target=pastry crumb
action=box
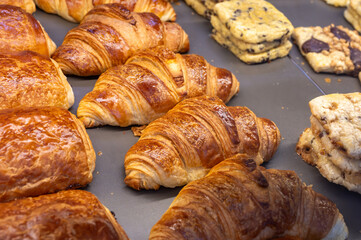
[337,78,342,82]
[281,106,285,109]
[301,61,305,65]
[96,171,100,175]
[97,151,103,156]
[324,77,331,83]
[174,1,181,5]
[110,192,114,195]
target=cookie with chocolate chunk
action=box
[213,30,292,63]
[293,24,361,77]
[184,0,221,19]
[213,0,293,44]
[296,92,361,194]
[210,0,293,63]
[310,92,361,159]
[323,0,348,7]
[297,128,361,194]
[345,0,361,33]
[211,15,288,53]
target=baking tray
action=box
[33,0,361,239]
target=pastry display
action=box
[345,0,361,33]
[210,0,294,64]
[150,154,348,240]
[296,93,361,194]
[293,24,361,77]
[0,0,357,238]
[323,0,348,7]
[77,46,239,128]
[0,0,36,13]
[34,0,176,23]
[52,3,189,76]
[0,51,74,110]
[0,5,56,56]
[0,107,96,202]
[124,96,281,190]
[0,190,129,240]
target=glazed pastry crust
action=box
[77,46,239,127]
[0,107,96,202]
[0,5,56,56]
[124,96,281,190]
[34,0,176,23]
[150,154,348,240]
[0,0,36,13]
[0,190,129,240]
[0,51,74,110]
[52,4,189,76]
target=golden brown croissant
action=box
[0,51,74,110]
[52,4,189,76]
[0,107,96,202]
[0,0,36,13]
[150,154,349,240]
[124,96,281,190]
[34,0,176,23]
[0,190,129,240]
[0,5,56,56]
[77,46,239,128]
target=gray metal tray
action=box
[33,0,361,239]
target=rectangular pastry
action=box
[0,107,96,202]
[0,190,129,239]
[0,51,74,110]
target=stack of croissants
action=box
[0,0,349,239]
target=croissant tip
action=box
[124,172,160,190]
[124,176,141,190]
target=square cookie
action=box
[212,0,294,44]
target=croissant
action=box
[124,96,281,190]
[0,5,56,56]
[52,4,189,76]
[0,0,36,13]
[150,154,349,240]
[34,0,176,23]
[0,107,96,202]
[0,51,74,110]
[0,190,129,240]
[77,46,240,128]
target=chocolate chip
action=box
[263,7,268,11]
[350,47,361,76]
[302,38,330,53]
[318,132,324,138]
[330,26,350,42]
[233,9,241,17]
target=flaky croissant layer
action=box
[52,4,189,76]
[124,96,281,190]
[150,154,348,240]
[77,46,239,128]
